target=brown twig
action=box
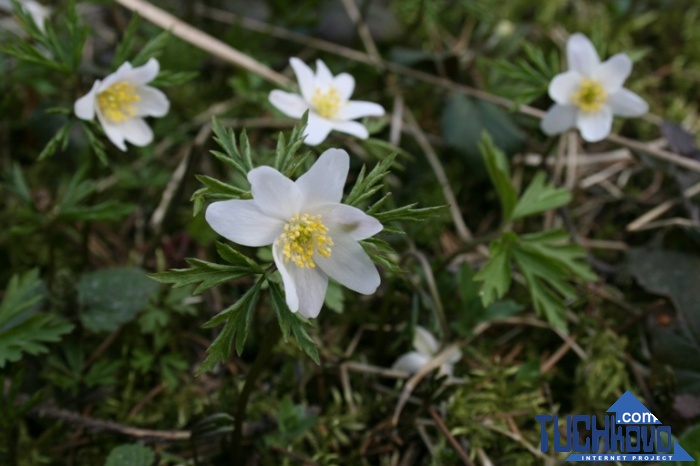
[114,0,290,87]
[427,405,474,466]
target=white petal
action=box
[96,111,127,151]
[334,72,355,100]
[413,326,439,356]
[315,59,334,88]
[331,120,369,139]
[127,58,160,84]
[316,233,380,294]
[577,106,613,142]
[273,242,330,317]
[295,148,349,207]
[269,90,308,119]
[248,166,301,220]
[290,57,315,102]
[206,199,284,247]
[567,33,600,74]
[593,54,632,93]
[447,348,463,365]
[315,204,382,241]
[338,100,385,120]
[74,81,100,121]
[608,88,648,117]
[541,104,577,136]
[548,71,583,104]
[100,62,133,90]
[135,86,169,117]
[303,113,333,146]
[121,118,153,147]
[392,352,430,374]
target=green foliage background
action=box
[1,0,700,464]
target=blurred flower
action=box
[541,33,648,142]
[205,149,382,318]
[0,0,51,33]
[74,58,169,151]
[269,57,385,146]
[392,326,461,377]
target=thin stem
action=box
[231,322,281,454]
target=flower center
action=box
[278,214,333,269]
[571,79,607,113]
[97,81,140,123]
[311,87,342,119]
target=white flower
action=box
[392,326,461,377]
[541,33,648,142]
[205,149,383,318]
[0,0,51,33]
[74,58,170,151]
[269,57,385,146]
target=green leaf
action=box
[511,172,572,220]
[479,132,518,223]
[210,118,252,176]
[104,444,155,466]
[489,42,559,106]
[38,120,72,161]
[151,256,260,295]
[628,246,700,392]
[274,112,309,175]
[511,231,596,330]
[0,270,74,368]
[442,93,525,164]
[474,234,514,307]
[345,153,397,207]
[269,282,320,364]
[370,203,446,224]
[197,279,263,375]
[78,267,159,333]
[215,242,264,272]
[112,14,141,67]
[131,30,170,66]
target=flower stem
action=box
[231,322,281,454]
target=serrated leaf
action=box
[78,267,159,333]
[275,113,309,174]
[370,203,446,224]
[474,235,514,307]
[345,153,397,207]
[210,118,250,175]
[479,132,518,223]
[511,172,571,220]
[131,30,170,66]
[104,444,154,466]
[151,257,260,294]
[269,282,320,364]
[0,270,74,368]
[196,279,263,375]
[215,242,264,272]
[509,231,596,330]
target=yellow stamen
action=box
[277,214,333,269]
[97,81,140,123]
[571,79,606,113]
[311,87,342,119]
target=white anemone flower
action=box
[0,0,50,33]
[269,57,385,146]
[541,33,648,142]
[205,148,383,318]
[392,326,462,377]
[74,58,170,151]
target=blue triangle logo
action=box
[671,442,696,462]
[606,391,661,425]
